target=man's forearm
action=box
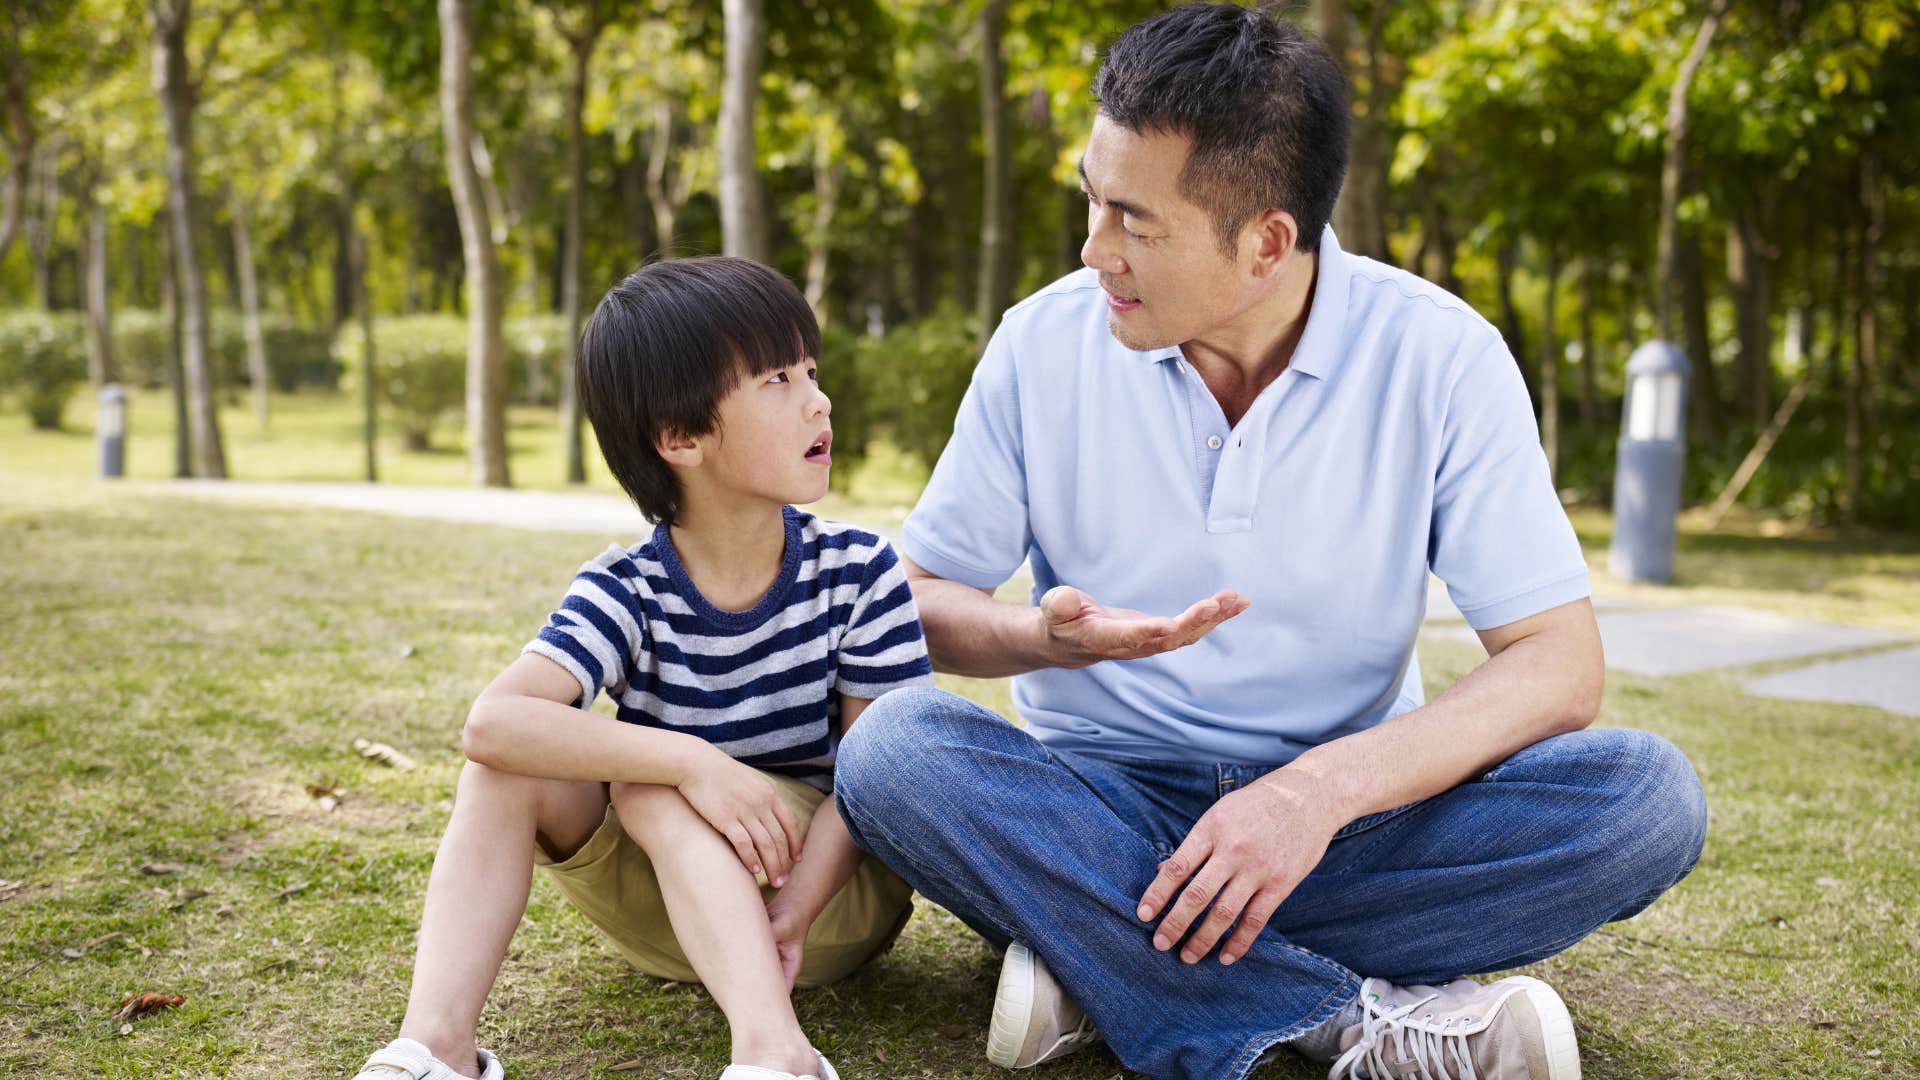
[1279,616,1604,826]
[909,575,1051,677]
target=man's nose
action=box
[1081,214,1125,275]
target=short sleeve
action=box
[834,541,935,699]
[521,547,650,707]
[901,324,1031,589]
[1428,339,1591,631]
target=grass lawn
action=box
[2,456,1917,1075]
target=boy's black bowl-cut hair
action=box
[577,256,822,525]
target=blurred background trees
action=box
[1,0,1915,528]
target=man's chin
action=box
[1106,311,1170,352]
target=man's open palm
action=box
[1039,585,1251,668]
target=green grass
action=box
[2,442,1917,1075]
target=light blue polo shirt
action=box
[902,226,1591,765]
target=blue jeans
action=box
[833,687,1708,1080]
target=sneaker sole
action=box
[986,942,1040,1069]
[1507,975,1581,1080]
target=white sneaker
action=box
[352,1037,503,1080]
[986,942,1102,1069]
[717,1049,840,1080]
[1328,975,1580,1080]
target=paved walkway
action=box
[144,479,1915,717]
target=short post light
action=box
[98,383,127,479]
[1608,342,1690,583]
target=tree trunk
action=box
[1578,258,1598,426]
[719,0,769,262]
[1496,241,1535,404]
[644,99,694,258]
[0,3,31,269]
[160,210,190,477]
[439,0,511,487]
[152,0,226,478]
[26,136,58,308]
[1655,0,1727,339]
[78,176,116,387]
[560,17,599,486]
[619,132,654,260]
[803,154,845,328]
[231,194,269,426]
[976,0,1012,353]
[1326,0,1391,261]
[1726,213,1774,430]
[1678,232,1719,441]
[1541,244,1561,479]
[1858,147,1883,447]
[1416,165,1460,295]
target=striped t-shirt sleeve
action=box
[835,540,935,700]
[522,545,648,708]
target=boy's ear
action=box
[655,428,703,468]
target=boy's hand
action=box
[679,752,804,887]
[765,897,809,989]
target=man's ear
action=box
[655,427,703,468]
[1245,209,1300,278]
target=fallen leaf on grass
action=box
[139,863,185,876]
[608,1060,648,1073]
[168,889,209,911]
[63,931,128,959]
[61,948,84,959]
[398,644,415,659]
[353,739,416,771]
[0,879,24,901]
[305,783,346,813]
[117,1022,133,1036]
[274,882,309,900]
[113,993,185,1021]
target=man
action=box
[833,6,1708,1080]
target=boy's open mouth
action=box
[805,432,832,465]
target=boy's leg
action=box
[395,761,609,1078]
[610,781,818,1077]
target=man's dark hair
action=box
[1092,2,1350,256]
[577,256,820,524]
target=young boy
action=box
[354,257,933,1080]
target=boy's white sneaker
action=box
[717,1050,840,1080]
[986,942,1102,1068]
[352,1037,503,1080]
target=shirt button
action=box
[1206,435,1223,450]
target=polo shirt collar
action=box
[1129,223,1351,380]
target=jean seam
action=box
[837,785,1022,941]
[1226,970,1362,1080]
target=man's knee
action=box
[836,687,1004,817]
[1583,729,1709,911]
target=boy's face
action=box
[686,354,834,509]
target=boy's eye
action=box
[768,372,789,384]
[807,366,818,382]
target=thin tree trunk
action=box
[151,0,226,478]
[1416,165,1460,295]
[1327,0,1391,260]
[975,0,1012,353]
[352,206,377,482]
[439,0,510,487]
[26,136,58,307]
[619,133,654,259]
[644,100,693,258]
[1679,233,1718,440]
[1496,241,1535,404]
[719,0,769,262]
[1858,146,1883,447]
[0,3,31,269]
[1541,244,1561,479]
[560,12,600,486]
[230,194,269,426]
[1656,0,1728,339]
[1028,88,1076,278]
[161,213,189,477]
[1578,258,1599,426]
[79,174,116,387]
[1726,213,1773,430]
[803,154,845,328]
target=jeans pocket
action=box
[1331,798,1422,841]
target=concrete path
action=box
[141,479,1915,715]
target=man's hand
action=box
[1136,767,1342,966]
[1040,585,1250,669]
[678,750,805,887]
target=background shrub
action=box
[333,315,467,450]
[0,311,89,429]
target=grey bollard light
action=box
[1608,342,1690,583]
[98,383,127,479]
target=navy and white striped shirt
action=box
[524,506,934,791]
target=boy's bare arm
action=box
[462,652,722,786]
[766,695,879,929]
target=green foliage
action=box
[0,312,89,430]
[503,314,571,406]
[108,311,335,392]
[827,305,980,474]
[333,316,469,450]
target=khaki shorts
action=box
[537,771,914,988]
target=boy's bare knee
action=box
[609,781,694,839]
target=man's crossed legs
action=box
[834,688,1707,1080]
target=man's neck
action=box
[1181,249,1319,426]
[667,490,790,613]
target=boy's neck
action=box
[666,493,791,613]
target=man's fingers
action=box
[1039,585,1090,624]
[1154,864,1228,953]
[1178,879,1257,964]
[1218,887,1285,966]
[1137,833,1212,924]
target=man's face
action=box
[1078,114,1263,352]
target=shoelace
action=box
[1326,993,1480,1080]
